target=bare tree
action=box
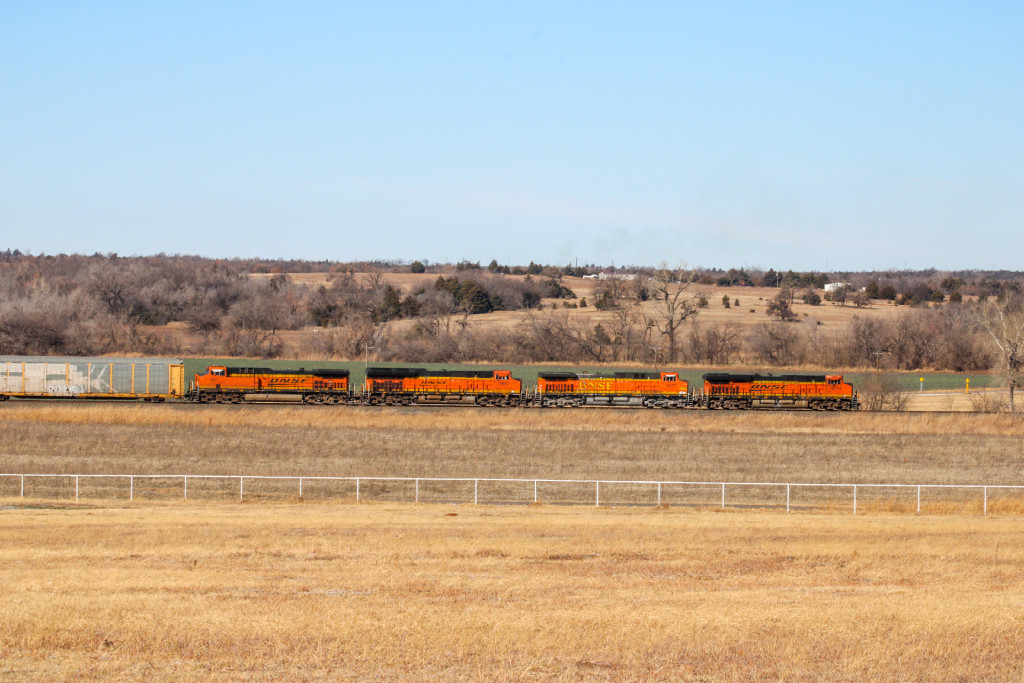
[227,293,289,357]
[766,288,798,321]
[749,322,806,366]
[593,275,629,306]
[973,296,1024,412]
[850,290,871,308]
[848,316,893,367]
[686,321,743,365]
[860,372,909,412]
[609,306,643,361]
[647,266,701,363]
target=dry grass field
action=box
[2,503,1024,681]
[2,403,1023,511]
[3,404,1024,680]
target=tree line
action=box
[1,253,1022,407]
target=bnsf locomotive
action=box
[189,366,351,403]
[536,371,688,408]
[364,367,522,406]
[184,365,857,410]
[701,373,857,411]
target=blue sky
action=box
[2,2,1021,271]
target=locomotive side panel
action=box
[702,373,857,410]
[191,366,350,403]
[364,368,522,405]
[537,371,689,407]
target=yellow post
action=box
[966,378,970,394]
[919,377,924,392]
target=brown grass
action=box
[5,403,1023,679]
[1,503,1023,681]
[2,404,1024,510]
[5,401,1024,434]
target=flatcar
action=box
[701,372,857,410]
[536,371,689,408]
[363,367,522,406]
[189,366,350,403]
[0,356,184,401]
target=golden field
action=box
[2,403,1024,511]
[3,404,1024,680]
[2,503,1024,681]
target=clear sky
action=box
[2,2,1021,271]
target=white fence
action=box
[3,473,1024,515]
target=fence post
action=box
[299,477,303,499]
[984,486,987,516]
[76,475,79,501]
[595,481,600,507]
[786,484,790,514]
[474,479,478,505]
[853,485,857,515]
[21,474,24,498]
[721,483,725,509]
[240,477,244,502]
[534,480,537,504]
[184,476,188,499]
[356,478,360,502]
[917,485,921,514]
[658,482,662,506]
[415,478,419,503]
[130,475,134,501]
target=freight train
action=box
[0,356,859,410]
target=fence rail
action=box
[3,473,1024,515]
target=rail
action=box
[2,474,1023,515]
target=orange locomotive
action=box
[363,367,522,406]
[536,371,689,408]
[701,372,857,410]
[189,366,350,403]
